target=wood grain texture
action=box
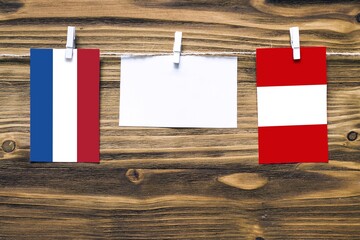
[0,0,359,239]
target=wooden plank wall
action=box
[0,0,359,239]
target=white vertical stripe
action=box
[53,49,77,162]
[257,84,327,127]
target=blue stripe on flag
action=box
[30,49,53,162]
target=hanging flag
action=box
[119,56,238,128]
[30,49,100,163]
[256,47,328,164]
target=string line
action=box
[0,51,360,58]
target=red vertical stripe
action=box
[256,47,327,87]
[258,125,328,164]
[77,49,100,163]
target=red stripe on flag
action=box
[258,124,328,164]
[256,47,327,87]
[77,49,100,163]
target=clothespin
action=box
[173,31,182,64]
[65,26,76,59]
[290,27,300,60]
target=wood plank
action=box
[0,165,359,239]
[0,0,359,239]
[0,0,359,55]
[0,56,359,167]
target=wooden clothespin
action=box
[65,26,76,59]
[290,27,300,60]
[173,31,182,64]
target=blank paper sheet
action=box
[119,55,237,128]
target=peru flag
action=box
[256,47,328,164]
[30,49,100,163]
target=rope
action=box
[0,51,359,58]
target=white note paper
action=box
[119,56,237,128]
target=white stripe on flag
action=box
[257,84,327,127]
[53,49,77,162]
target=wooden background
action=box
[1,0,360,239]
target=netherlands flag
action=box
[256,47,328,164]
[30,49,100,163]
